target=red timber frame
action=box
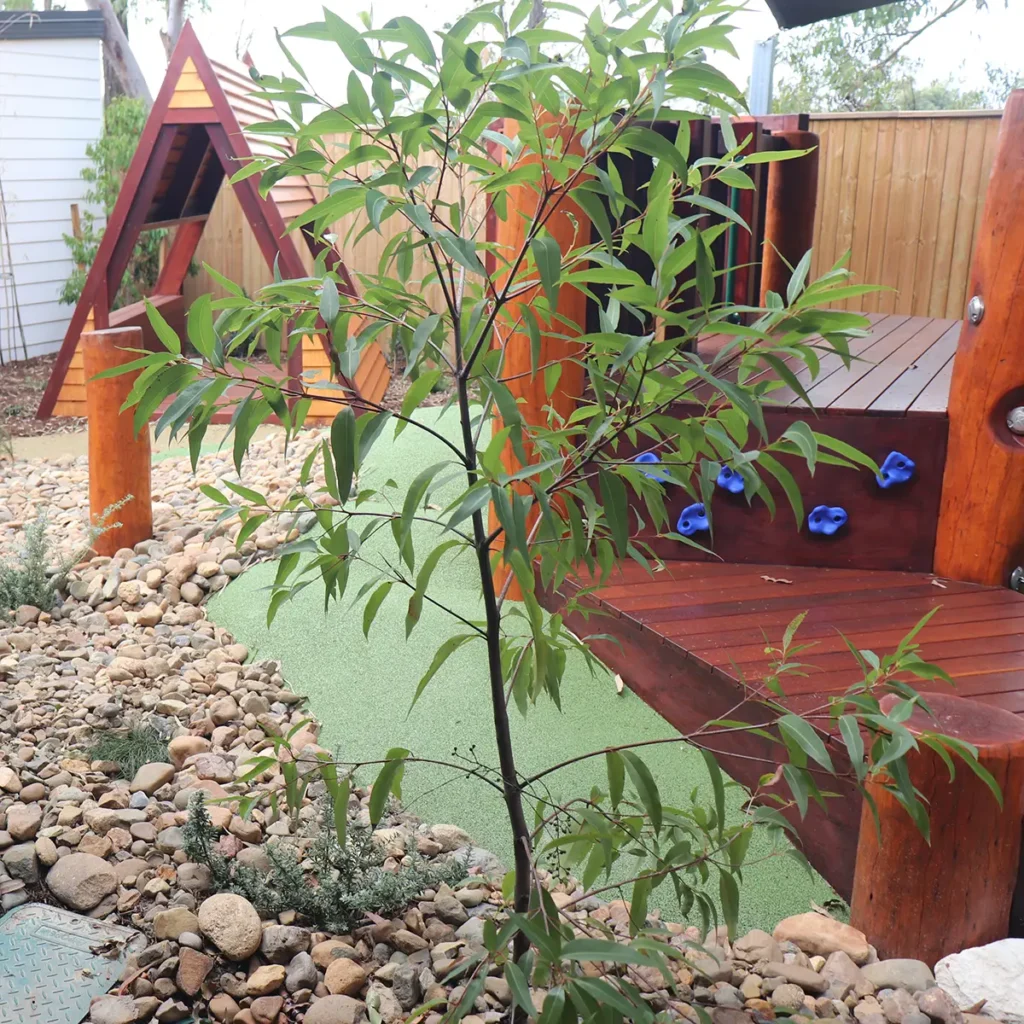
[38,21,390,421]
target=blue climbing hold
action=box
[716,465,745,494]
[633,452,669,482]
[677,503,709,537]
[877,451,916,489]
[808,505,848,536]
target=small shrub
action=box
[183,791,463,933]
[0,503,127,616]
[87,727,169,779]
[0,517,58,614]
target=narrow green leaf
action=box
[146,300,181,354]
[330,406,357,503]
[438,232,485,276]
[368,747,409,825]
[782,420,818,474]
[629,875,651,935]
[407,538,461,637]
[398,370,442,434]
[838,715,866,780]
[406,314,440,376]
[362,581,393,638]
[606,750,624,808]
[757,451,805,529]
[320,277,340,324]
[701,747,726,837]
[186,293,216,359]
[531,234,562,307]
[694,233,714,308]
[778,713,834,771]
[718,869,740,939]
[504,961,534,1018]
[620,750,662,832]
[446,484,491,531]
[411,633,475,708]
[787,249,812,304]
[598,468,629,556]
[562,939,660,966]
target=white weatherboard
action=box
[0,36,104,362]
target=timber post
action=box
[934,90,1024,586]
[489,115,591,598]
[760,130,820,305]
[849,693,1024,964]
[83,326,153,557]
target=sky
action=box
[67,0,1024,109]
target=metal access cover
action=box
[0,902,147,1024]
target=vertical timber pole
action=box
[760,130,819,305]
[489,115,591,598]
[83,326,153,557]
[850,694,1024,963]
[933,91,1024,586]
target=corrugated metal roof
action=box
[0,9,104,41]
[766,0,892,30]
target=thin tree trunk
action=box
[162,0,186,61]
[85,0,153,108]
[457,372,533,961]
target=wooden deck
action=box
[700,312,961,415]
[541,559,1024,896]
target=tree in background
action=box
[774,0,1011,113]
[59,97,166,310]
[81,0,210,106]
[985,63,1024,106]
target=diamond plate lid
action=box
[0,902,147,1024]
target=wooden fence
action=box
[809,110,1002,319]
[184,109,1004,321]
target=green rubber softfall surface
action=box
[209,407,838,930]
[0,903,145,1023]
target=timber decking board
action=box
[695,313,960,415]
[829,316,955,412]
[868,321,961,413]
[557,560,1024,715]
[909,356,956,414]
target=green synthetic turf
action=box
[207,407,837,931]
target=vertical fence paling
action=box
[809,110,1002,318]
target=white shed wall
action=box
[0,35,104,361]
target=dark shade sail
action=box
[766,0,896,30]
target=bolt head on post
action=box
[1007,407,1024,436]
[967,295,985,325]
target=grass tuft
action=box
[87,727,169,779]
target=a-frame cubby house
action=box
[38,22,390,421]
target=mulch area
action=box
[0,354,84,437]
